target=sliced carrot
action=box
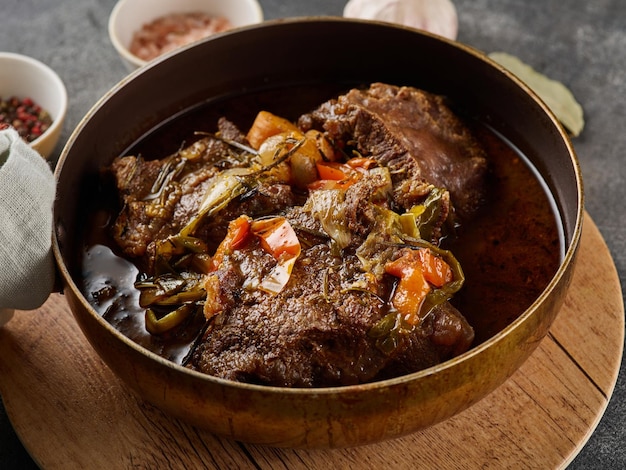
[310,158,375,190]
[416,249,453,287]
[385,253,431,326]
[384,249,454,325]
[246,111,300,150]
[210,215,251,270]
[316,161,350,181]
[308,161,363,191]
[345,156,377,171]
[250,216,301,259]
[228,215,252,250]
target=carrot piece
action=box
[246,111,300,150]
[385,253,431,326]
[308,161,362,191]
[416,249,453,287]
[250,216,302,294]
[210,215,251,270]
[384,249,454,325]
[345,156,377,171]
[315,161,350,181]
[250,216,301,259]
[228,215,252,250]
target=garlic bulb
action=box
[343,0,458,41]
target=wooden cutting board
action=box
[0,212,623,469]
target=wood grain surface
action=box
[0,212,623,469]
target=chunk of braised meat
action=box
[109,117,296,269]
[109,118,244,257]
[343,165,450,246]
[189,239,473,387]
[298,82,488,219]
[110,155,221,260]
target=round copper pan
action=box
[53,18,583,448]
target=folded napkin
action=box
[0,128,56,325]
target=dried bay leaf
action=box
[488,52,584,137]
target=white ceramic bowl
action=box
[0,52,68,159]
[108,0,264,70]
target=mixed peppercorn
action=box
[0,95,52,143]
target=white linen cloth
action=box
[0,128,56,326]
